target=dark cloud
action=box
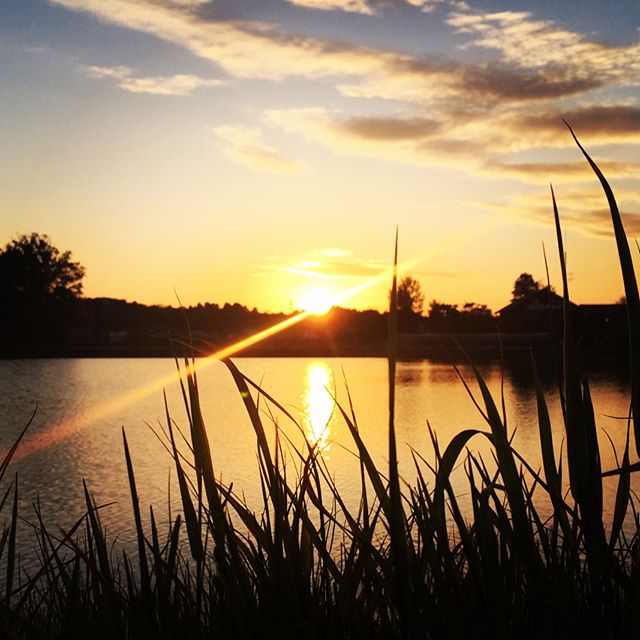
[534,207,640,238]
[460,66,602,102]
[339,116,441,140]
[485,159,640,181]
[515,105,640,137]
[420,137,491,157]
[390,56,603,103]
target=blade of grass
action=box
[164,390,203,562]
[122,428,150,595]
[386,227,412,633]
[566,121,640,458]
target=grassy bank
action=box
[1,132,640,639]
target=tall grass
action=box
[2,134,640,638]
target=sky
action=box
[2,0,640,313]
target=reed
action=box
[1,133,640,638]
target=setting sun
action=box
[299,289,334,315]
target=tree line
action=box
[1,233,572,350]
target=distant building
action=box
[498,293,627,349]
[497,290,570,334]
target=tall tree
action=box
[0,233,85,344]
[0,232,84,303]
[396,275,425,315]
[511,273,541,301]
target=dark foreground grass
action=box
[2,133,640,639]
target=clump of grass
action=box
[2,132,640,638]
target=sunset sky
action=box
[2,0,640,313]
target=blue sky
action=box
[2,0,639,311]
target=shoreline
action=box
[0,332,627,363]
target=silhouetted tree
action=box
[397,276,425,315]
[0,233,85,344]
[0,233,84,303]
[511,273,541,301]
[427,300,494,332]
[428,300,459,321]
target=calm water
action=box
[0,357,633,557]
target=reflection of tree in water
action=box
[503,355,558,394]
[397,363,424,387]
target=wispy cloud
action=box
[54,0,640,187]
[265,107,511,171]
[316,247,353,258]
[261,249,388,279]
[265,108,453,167]
[265,103,640,180]
[213,125,303,173]
[85,64,221,95]
[86,65,132,79]
[285,0,376,15]
[55,0,620,103]
[447,10,640,86]
[507,105,640,144]
[484,187,640,238]
[52,0,393,81]
[283,0,460,15]
[483,159,640,184]
[337,115,442,140]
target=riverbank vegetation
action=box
[1,131,640,638]
[1,236,627,358]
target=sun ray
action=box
[10,310,314,460]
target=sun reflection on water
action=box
[302,361,336,454]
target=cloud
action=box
[447,10,640,86]
[285,0,376,15]
[337,115,441,140]
[118,74,221,95]
[265,104,640,182]
[85,64,221,95]
[55,0,615,105]
[52,0,395,81]
[283,0,458,15]
[337,58,604,108]
[265,107,440,166]
[213,125,303,173]
[52,0,640,187]
[86,64,132,79]
[510,105,640,143]
[316,247,353,258]
[261,108,508,170]
[484,159,640,184]
[485,187,640,238]
[262,250,388,279]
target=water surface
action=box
[0,357,633,556]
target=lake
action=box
[0,356,634,560]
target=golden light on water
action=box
[10,310,315,461]
[302,361,335,454]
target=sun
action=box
[299,289,334,315]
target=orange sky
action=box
[2,1,639,312]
